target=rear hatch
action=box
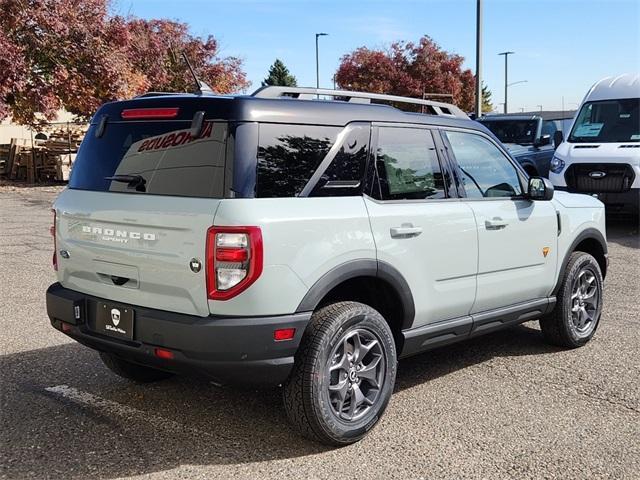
[54,96,234,317]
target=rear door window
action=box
[70,121,228,198]
[375,127,447,200]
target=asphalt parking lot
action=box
[1,185,639,480]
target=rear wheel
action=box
[283,301,397,446]
[540,251,603,348]
[99,352,174,383]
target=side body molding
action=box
[295,259,416,330]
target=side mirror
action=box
[535,134,551,147]
[553,131,564,149]
[528,177,554,201]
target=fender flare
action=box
[552,227,608,296]
[295,259,416,330]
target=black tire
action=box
[283,301,397,446]
[524,165,539,177]
[99,352,174,383]
[540,251,604,348]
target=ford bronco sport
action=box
[46,86,608,446]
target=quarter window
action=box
[376,127,446,200]
[444,131,523,199]
[256,124,339,197]
[310,124,370,197]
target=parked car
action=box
[548,73,640,215]
[46,86,608,446]
[478,114,559,178]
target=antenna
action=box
[181,52,214,95]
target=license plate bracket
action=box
[95,302,134,340]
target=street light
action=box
[498,51,514,113]
[315,33,328,92]
[474,0,483,117]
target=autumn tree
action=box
[262,59,297,87]
[0,0,249,124]
[336,36,478,112]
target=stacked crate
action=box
[0,124,87,182]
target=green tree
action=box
[482,83,494,113]
[262,59,297,87]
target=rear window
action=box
[479,119,538,145]
[70,120,229,198]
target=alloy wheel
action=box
[570,267,600,337]
[325,327,386,422]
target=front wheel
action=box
[283,301,397,446]
[540,251,604,348]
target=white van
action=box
[549,73,639,215]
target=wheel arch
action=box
[295,259,416,345]
[553,228,608,296]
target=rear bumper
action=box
[46,283,311,385]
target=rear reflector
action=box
[61,322,72,333]
[274,328,296,341]
[215,247,249,263]
[121,108,179,120]
[154,348,174,360]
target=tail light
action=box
[121,107,179,120]
[50,209,57,271]
[206,226,263,300]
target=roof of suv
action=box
[480,114,542,122]
[94,87,486,133]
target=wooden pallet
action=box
[3,124,87,182]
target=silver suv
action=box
[46,86,608,445]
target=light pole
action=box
[474,0,483,117]
[315,33,328,91]
[498,51,514,113]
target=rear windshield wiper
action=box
[105,174,146,192]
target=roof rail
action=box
[251,86,468,119]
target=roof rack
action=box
[251,86,468,119]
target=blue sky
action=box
[116,0,639,112]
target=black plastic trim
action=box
[295,259,416,330]
[552,228,608,296]
[46,283,311,385]
[400,297,556,358]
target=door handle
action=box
[485,217,508,230]
[390,224,423,238]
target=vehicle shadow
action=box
[606,215,639,250]
[1,322,559,479]
[395,323,559,392]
